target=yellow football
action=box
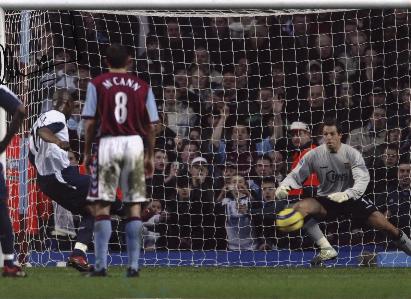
[276,208,304,232]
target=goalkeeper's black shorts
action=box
[316,196,378,222]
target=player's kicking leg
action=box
[294,198,337,266]
[367,211,411,255]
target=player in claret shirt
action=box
[82,44,159,277]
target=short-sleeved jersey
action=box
[29,110,70,176]
[82,72,159,137]
[281,143,370,200]
[0,85,22,113]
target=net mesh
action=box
[3,8,411,267]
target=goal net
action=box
[3,8,411,267]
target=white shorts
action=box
[87,135,147,203]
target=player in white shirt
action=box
[29,89,96,272]
[276,119,411,264]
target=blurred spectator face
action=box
[398,163,411,189]
[401,87,411,109]
[383,26,397,41]
[259,88,274,113]
[307,63,322,85]
[223,71,236,90]
[191,68,209,89]
[189,162,209,179]
[77,68,90,91]
[148,200,162,214]
[292,15,310,36]
[235,57,249,76]
[348,32,368,56]
[38,27,53,58]
[177,185,191,200]
[308,85,324,108]
[317,34,333,60]
[255,158,273,177]
[189,129,201,141]
[180,143,199,164]
[228,175,247,194]
[194,47,209,64]
[249,24,269,49]
[272,67,285,87]
[368,91,385,106]
[231,125,250,147]
[382,147,399,168]
[329,64,346,85]
[371,108,387,130]
[223,164,237,180]
[261,181,276,202]
[337,82,354,108]
[167,21,180,39]
[154,150,168,172]
[68,151,78,166]
[164,85,178,103]
[364,48,381,67]
[388,128,402,144]
[210,17,229,38]
[175,69,190,89]
[270,150,285,174]
[291,129,311,148]
[146,39,160,60]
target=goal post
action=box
[0,2,411,268]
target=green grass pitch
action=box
[1,267,411,299]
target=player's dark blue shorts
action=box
[316,196,378,222]
[36,166,90,215]
[0,163,7,201]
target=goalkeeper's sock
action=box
[73,242,88,257]
[94,215,112,271]
[304,218,332,249]
[76,215,94,247]
[125,217,143,271]
[0,200,15,261]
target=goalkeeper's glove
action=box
[275,185,291,199]
[327,192,349,203]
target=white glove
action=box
[328,192,349,203]
[275,185,291,199]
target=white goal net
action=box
[3,8,411,267]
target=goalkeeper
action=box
[276,118,411,263]
[28,89,122,272]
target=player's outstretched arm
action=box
[0,104,25,154]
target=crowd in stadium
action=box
[20,9,411,252]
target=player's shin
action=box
[0,200,15,267]
[94,215,112,271]
[125,217,143,272]
[73,215,94,256]
[304,217,332,249]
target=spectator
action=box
[142,200,167,251]
[347,106,387,159]
[387,159,411,236]
[397,86,411,128]
[286,121,320,198]
[219,175,256,250]
[153,112,177,159]
[162,84,199,137]
[337,31,368,81]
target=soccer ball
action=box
[276,208,304,232]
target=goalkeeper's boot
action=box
[2,264,27,278]
[393,230,411,256]
[67,255,92,272]
[126,267,140,278]
[310,247,338,266]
